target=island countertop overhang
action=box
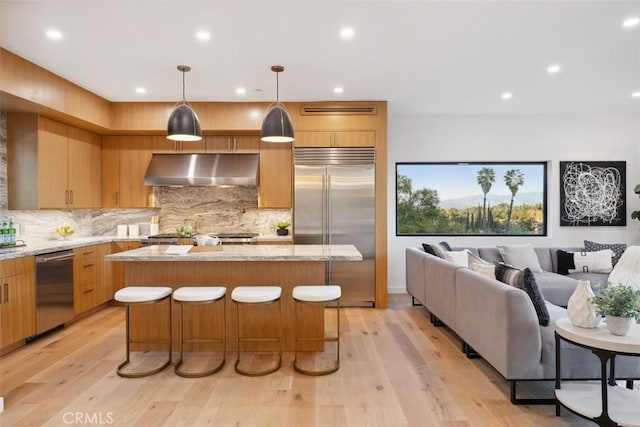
[105,244,363,262]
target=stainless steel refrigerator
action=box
[294,147,375,306]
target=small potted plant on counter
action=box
[591,284,640,336]
[276,221,291,236]
[176,223,197,245]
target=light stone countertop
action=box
[105,244,363,262]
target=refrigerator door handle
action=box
[326,173,332,245]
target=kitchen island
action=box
[105,244,362,351]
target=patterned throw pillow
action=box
[494,263,550,326]
[583,240,626,267]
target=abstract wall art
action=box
[559,161,626,227]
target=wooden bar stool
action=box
[292,285,341,375]
[114,286,173,378]
[173,286,227,378]
[231,286,282,376]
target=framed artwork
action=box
[559,161,626,226]
[396,162,547,236]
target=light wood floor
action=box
[0,294,591,426]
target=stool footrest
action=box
[117,358,172,379]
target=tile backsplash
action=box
[0,112,291,238]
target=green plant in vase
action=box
[590,284,640,336]
[276,221,291,236]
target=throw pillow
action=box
[422,243,446,258]
[470,262,496,279]
[556,249,576,275]
[468,251,491,266]
[439,241,453,251]
[571,249,614,274]
[583,240,626,267]
[494,263,550,326]
[496,244,543,273]
[444,250,469,267]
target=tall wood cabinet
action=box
[259,141,292,209]
[7,113,102,209]
[0,257,36,354]
[101,136,153,208]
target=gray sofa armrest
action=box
[406,248,427,305]
[423,252,463,329]
[455,268,544,380]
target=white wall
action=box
[387,114,640,293]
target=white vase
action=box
[567,280,600,328]
[606,316,634,336]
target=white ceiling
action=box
[1,0,639,116]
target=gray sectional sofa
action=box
[406,246,640,404]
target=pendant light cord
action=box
[182,70,186,105]
[276,71,280,105]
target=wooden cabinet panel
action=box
[0,257,36,350]
[73,246,100,315]
[294,130,375,147]
[206,135,259,153]
[101,136,153,208]
[259,141,292,208]
[97,243,114,304]
[37,117,69,208]
[7,114,101,209]
[293,131,331,147]
[152,135,206,153]
[101,136,120,208]
[333,131,375,147]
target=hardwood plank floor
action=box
[0,294,592,426]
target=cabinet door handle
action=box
[233,138,237,152]
[227,138,232,152]
[83,263,95,268]
[84,288,94,294]
[4,283,8,303]
[65,190,69,205]
[70,190,74,205]
[115,191,119,206]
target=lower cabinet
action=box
[0,257,36,353]
[73,243,113,315]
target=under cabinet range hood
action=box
[144,153,259,186]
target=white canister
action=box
[149,223,160,236]
[117,225,128,237]
[128,224,140,237]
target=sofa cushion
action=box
[497,244,543,273]
[583,240,626,267]
[422,243,446,258]
[444,250,469,267]
[532,272,578,307]
[495,263,550,326]
[470,262,495,279]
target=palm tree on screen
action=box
[504,169,525,232]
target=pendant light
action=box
[260,65,294,143]
[167,65,202,141]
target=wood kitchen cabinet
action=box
[258,141,292,208]
[7,113,102,209]
[0,257,36,354]
[73,246,101,315]
[294,131,375,148]
[152,135,206,153]
[101,136,153,208]
[206,135,260,153]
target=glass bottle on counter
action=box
[8,219,16,245]
[1,221,7,246]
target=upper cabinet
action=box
[259,141,292,209]
[206,136,260,153]
[7,113,101,209]
[294,131,375,148]
[152,136,206,153]
[101,136,153,208]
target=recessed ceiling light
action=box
[135,87,147,94]
[334,86,344,94]
[501,92,513,100]
[632,91,640,98]
[340,27,355,39]
[196,30,210,40]
[236,87,246,95]
[622,16,640,29]
[45,29,62,40]
[547,64,562,74]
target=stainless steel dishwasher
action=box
[35,250,75,335]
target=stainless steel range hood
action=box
[144,153,259,186]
